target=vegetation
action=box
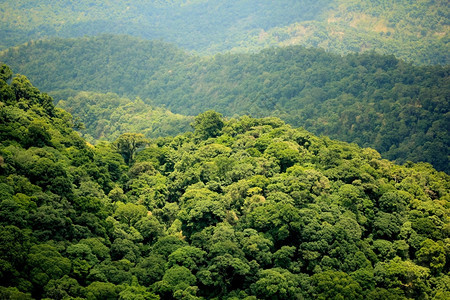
[1,35,448,172]
[235,0,450,65]
[1,65,449,299]
[0,0,448,64]
[0,0,332,53]
[56,91,193,144]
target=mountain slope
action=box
[234,0,450,65]
[1,35,448,172]
[1,66,449,299]
[56,91,193,143]
[0,0,448,64]
[0,0,332,52]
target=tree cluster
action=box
[56,91,193,144]
[0,68,449,299]
[1,36,448,172]
[0,0,447,64]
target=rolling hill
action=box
[1,35,448,172]
[0,0,448,64]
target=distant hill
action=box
[234,0,450,65]
[1,35,448,172]
[0,0,448,64]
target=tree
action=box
[127,173,168,210]
[133,254,166,286]
[378,190,412,214]
[151,236,188,257]
[416,239,446,274]
[114,133,148,165]
[110,239,141,262]
[24,120,52,148]
[10,75,53,113]
[167,246,206,271]
[197,254,250,296]
[238,228,273,266]
[88,259,134,285]
[0,225,31,286]
[162,265,196,291]
[0,193,36,228]
[0,65,12,82]
[66,243,99,282]
[179,198,227,236]
[119,276,159,300]
[26,244,71,295]
[273,246,296,269]
[264,141,301,172]
[251,268,301,299]
[86,281,122,300]
[0,287,32,300]
[43,275,85,300]
[115,202,148,227]
[374,257,430,298]
[79,238,111,262]
[311,270,363,300]
[134,216,165,244]
[192,110,224,140]
[152,265,197,299]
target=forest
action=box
[56,91,193,145]
[0,0,448,64]
[0,1,449,299]
[1,65,449,299]
[1,35,448,173]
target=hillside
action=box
[0,66,450,299]
[1,64,449,299]
[1,35,448,172]
[234,0,450,65]
[0,0,448,64]
[0,0,332,53]
[56,91,193,144]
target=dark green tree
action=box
[311,270,363,300]
[0,65,12,82]
[114,133,148,165]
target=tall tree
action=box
[192,110,224,140]
[114,133,148,165]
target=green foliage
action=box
[86,281,122,299]
[114,133,149,166]
[192,110,224,140]
[311,270,363,300]
[0,1,331,54]
[416,239,446,274]
[0,65,12,82]
[159,265,197,293]
[56,91,193,143]
[167,246,206,271]
[43,275,84,300]
[1,38,448,172]
[374,257,430,298]
[27,244,72,292]
[0,68,448,299]
[115,202,148,227]
[119,277,159,300]
[0,286,33,300]
[0,1,447,64]
[251,268,301,299]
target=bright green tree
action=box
[192,110,224,140]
